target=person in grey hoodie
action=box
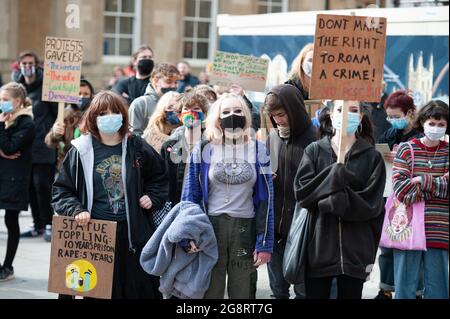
[129,63,180,136]
[140,201,218,299]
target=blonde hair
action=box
[0,82,32,108]
[145,91,181,135]
[204,93,252,143]
[289,43,314,90]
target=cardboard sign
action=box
[209,51,269,92]
[309,14,387,102]
[42,36,83,104]
[48,216,116,299]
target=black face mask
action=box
[137,59,154,76]
[78,97,92,112]
[160,87,177,94]
[220,114,246,130]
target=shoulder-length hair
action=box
[204,93,252,143]
[80,91,130,140]
[415,99,449,132]
[145,91,181,135]
[289,43,314,89]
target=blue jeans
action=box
[379,247,424,294]
[267,239,304,299]
[393,248,449,299]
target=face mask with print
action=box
[302,61,312,78]
[332,111,361,135]
[20,65,36,78]
[97,114,123,135]
[388,117,408,130]
[0,101,14,114]
[424,124,446,141]
[165,111,181,125]
[180,111,204,129]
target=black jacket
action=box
[112,76,150,105]
[267,84,317,242]
[377,127,423,151]
[14,68,58,164]
[295,137,386,280]
[285,76,309,101]
[360,94,390,141]
[160,126,194,206]
[51,134,169,250]
[243,95,261,131]
[0,110,35,210]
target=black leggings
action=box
[306,275,365,299]
[3,210,20,268]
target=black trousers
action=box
[3,210,20,268]
[29,163,55,229]
[111,220,162,299]
[306,275,365,299]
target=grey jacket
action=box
[140,201,218,299]
[129,84,160,136]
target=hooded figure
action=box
[266,84,317,243]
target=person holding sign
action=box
[51,91,168,298]
[0,83,35,281]
[181,93,274,299]
[391,100,449,299]
[294,100,386,299]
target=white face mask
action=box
[302,61,312,78]
[424,123,447,141]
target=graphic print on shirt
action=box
[95,155,125,214]
[213,159,254,185]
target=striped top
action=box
[392,138,449,250]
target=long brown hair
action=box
[80,91,130,140]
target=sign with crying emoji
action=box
[65,259,98,292]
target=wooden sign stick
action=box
[337,100,350,164]
[56,102,65,124]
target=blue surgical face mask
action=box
[332,111,361,135]
[165,111,181,125]
[388,117,408,130]
[0,101,14,114]
[97,114,123,135]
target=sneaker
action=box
[374,289,392,299]
[0,266,14,282]
[44,225,52,242]
[20,226,44,238]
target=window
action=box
[103,0,141,59]
[183,0,214,60]
[258,0,288,14]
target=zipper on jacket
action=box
[198,166,207,212]
[122,139,134,252]
[260,163,271,247]
[278,146,289,239]
[338,217,344,274]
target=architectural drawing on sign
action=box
[408,52,434,107]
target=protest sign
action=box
[309,14,387,102]
[209,51,269,92]
[48,216,116,299]
[42,36,83,123]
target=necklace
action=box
[422,138,440,169]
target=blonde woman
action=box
[0,82,35,281]
[286,43,314,100]
[181,93,274,299]
[143,91,181,153]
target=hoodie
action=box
[129,83,160,136]
[295,137,386,280]
[266,84,317,242]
